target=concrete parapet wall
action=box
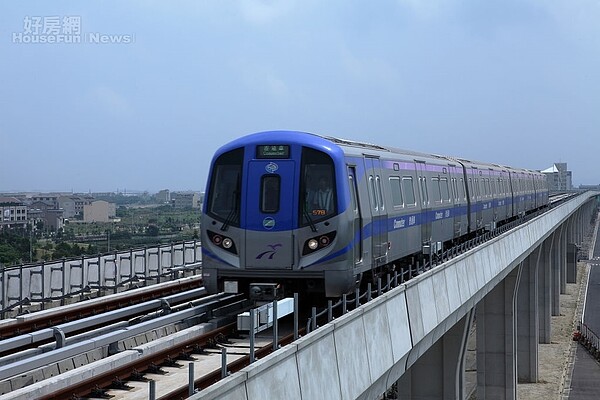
[192,193,598,400]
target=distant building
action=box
[171,192,200,209]
[542,163,572,191]
[72,196,94,217]
[83,200,117,223]
[156,189,171,204]
[57,196,77,218]
[28,201,64,232]
[0,197,28,229]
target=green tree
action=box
[0,244,20,265]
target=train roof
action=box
[215,131,544,176]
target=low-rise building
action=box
[171,192,200,209]
[0,197,28,229]
[28,201,64,232]
[83,200,117,223]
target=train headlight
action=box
[302,231,337,255]
[207,230,238,255]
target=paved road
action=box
[569,231,600,400]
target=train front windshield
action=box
[300,147,337,224]
[207,148,243,225]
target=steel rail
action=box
[0,275,203,339]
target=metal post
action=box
[367,283,372,302]
[377,278,382,297]
[355,288,360,308]
[249,308,255,363]
[149,380,156,400]
[294,293,299,340]
[221,347,228,378]
[19,264,23,314]
[327,300,333,322]
[188,362,195,396]
[342,294,347,314]
[273,299,279,350]
[61,258,66,306]
[41,261,46,310]
[311,307,317,331]
[394,271,398,287]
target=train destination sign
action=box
[257,145,290,159]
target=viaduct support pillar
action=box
[476,264,522,400]
[398,310,474,400]
[551,229,561,316]
[559,225,567,295]
[516,247,541,382]
[538,236,553,344]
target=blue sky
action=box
[1,1,599,193]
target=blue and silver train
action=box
[201,131,549,297]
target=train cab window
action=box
[261,175,280,213]
[402,177,416,206]
[300,147,336,224]
[390,177,404,207]
[207,148,243,225]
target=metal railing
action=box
[0,240,202,318]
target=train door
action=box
[365,157,388,266]
[244,160,296,269]
[415,161,431,246]
[348,166,363,265]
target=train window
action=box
[420,177,429,205]
[207,147,243,225]
[441,178,450,202]
[459,178,466,201]
[349,174,358,212]
[468,178,474,200]
[486,179,491,196]
[431,177,442,204]
[260,175,280,213]
[376,176,385,210]
[300,147,337,225]
[390,177,403,207]
[452,178,458,202]
[369,176,378,211]
[479,179,486,198]
[402,177,416,206]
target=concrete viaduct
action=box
[194,192,599,400]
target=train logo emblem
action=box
[263,217,276,229]
[265,162,278,173]
[256,244,282,260]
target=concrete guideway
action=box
[192,192,599,400]
[565,221,600,400]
